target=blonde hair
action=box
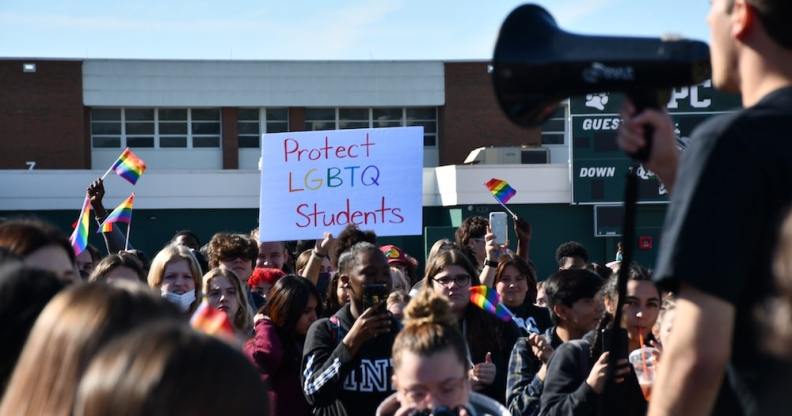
[390,267,410,292]
[426,238,454,270]
[202,268,253,335]
[0,281,179,416]
[147,244,202,313]
[392,289,468,371]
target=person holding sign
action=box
[301,242,399,416]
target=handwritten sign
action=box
[258,127,423,242]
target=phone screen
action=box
[489,212,509,245]
[362,283,389,311]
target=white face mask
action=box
[163,289,196,312]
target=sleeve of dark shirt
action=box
[301,318,356,407]
[653,114,761,305]
[539,341,598,416]
[506,337,544,416]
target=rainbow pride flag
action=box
[68,194,92,256]
[190,301,236,342]
[100,193,134,233]
[469,285,513,322]
[110,148,147,185]
[485,178,516,205]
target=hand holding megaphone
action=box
[618,100,681,190]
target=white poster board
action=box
[258,127,423,242]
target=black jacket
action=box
[539,331,647,416]
[301,303,400,416]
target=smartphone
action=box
[362,283,389,311]
[489,212,509,245]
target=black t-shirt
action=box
[508,302,553,336]
[654,86,792,415]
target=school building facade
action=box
[0,58,736,278]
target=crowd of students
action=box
[0,202,694,416]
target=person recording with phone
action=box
[616,1,792,414]
[302,242,400,416]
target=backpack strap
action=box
[328,315,349,345]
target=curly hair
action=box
[329,225,377,268]
[206,233,258,269]
[555,241,589,266]
[454,216,488,269]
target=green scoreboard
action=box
[571,81,741,204]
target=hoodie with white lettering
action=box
[301,303,400,416]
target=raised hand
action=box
[586,352,631,394]
[528,333,554,363]
[470,352,496,390]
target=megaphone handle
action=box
[626,89,663,163]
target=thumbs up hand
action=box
[469,352,496,390]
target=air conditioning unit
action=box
[464,146,549,165]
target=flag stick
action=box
[100,165,114,180]
[495,199,518,218]
[124,212,132,251]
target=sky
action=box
[0,0,711,61]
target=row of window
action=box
[91,107,440,149]
[91,108,223,149]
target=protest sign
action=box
[258,127,423,242]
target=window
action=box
[304,108,336,131]
[90,108,222,149]
[541,103,567,145]
[266,108,288,133]
[339,108,369,130]
[237,109,260,148]
[237,108,289,148]
[303,107,438,147]
[125,109,154,148]
[91,109,121,148]
[406,108,437,147]
[159,108,188,148]
[373,108,402,128]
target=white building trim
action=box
[0,164,570,211]
[83,60,445,107]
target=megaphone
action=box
[492,3,710,154]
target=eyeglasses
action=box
[402,376,467,404]
[221,254,250,262]
[433,274,471,287]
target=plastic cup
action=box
[628,347,659,401]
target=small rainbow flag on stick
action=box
[100,193,135,233]
[485,178,517,217]
[69,194,92,256]
[191,301,237,342]
[469,285,513,322]
[102,148,147,185]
